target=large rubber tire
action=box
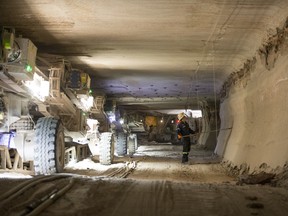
[34,117,65,175]
[115,132,127,156]
[128,134,136,156]
[99,132,115,165]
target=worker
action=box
[177,112,195,163]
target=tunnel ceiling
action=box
[1,0,288,112]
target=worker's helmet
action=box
[177,112,186,120]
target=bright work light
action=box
[25,64,33,72]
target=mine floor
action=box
[0,142,288,216]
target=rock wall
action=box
[197,100,219,150]
[215,18,288,173]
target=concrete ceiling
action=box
[1,0,288,111]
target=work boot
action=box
[182,154,188,163]
[185,155,189,163]
[181,157,186,163]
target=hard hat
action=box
[177,112,186,120]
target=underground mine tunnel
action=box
[1,1,288,215]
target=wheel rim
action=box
[110,134,115,162]
[56,124,65,172]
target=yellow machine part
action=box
[80,72,91,89]
[145,116,157,127]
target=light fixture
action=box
[25,64,33,72]
[119,119,124,124]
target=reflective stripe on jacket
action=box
[177,120,194,136]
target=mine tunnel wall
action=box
[198,101,219,151]
[215,19,288,172]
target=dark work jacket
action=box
[177,120,194,137]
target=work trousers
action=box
[182,137,191,154]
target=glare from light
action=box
[87,118,99,132]
[80,96,94,111]
[24,73,49,101]
[155,109,202,118]
[109,115,116,122]
[25,64,33,72]
[189,110,202,118]
[119,119,124,124]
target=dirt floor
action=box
[0,142,288,216]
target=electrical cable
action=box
[212,42,218,141]
[186,0,241,135]
[25,178,75,216]
[185,1,226,110]
[0,175,69,204]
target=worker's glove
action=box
[177,134,182,140]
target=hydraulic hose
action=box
[25,178,75,216]
[0,175,69,205]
